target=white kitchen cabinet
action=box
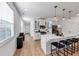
[33,32,41,40]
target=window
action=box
[0,3,14,40]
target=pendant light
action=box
[62,8,65,20]
[68,11,72,19]
[53,5,58,21]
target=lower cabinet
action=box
[34,33,41,40]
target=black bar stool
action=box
[51,42,65,56]
[66,39,74,54]
[60,39,73,55]
[72,38,79,53]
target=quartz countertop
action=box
[41,33,79,42]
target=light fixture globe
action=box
[58,25,61,28]
[62,17,65,20]
[53,16,58,21]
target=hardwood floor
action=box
[14,35,79,56]
[14,35,44,56]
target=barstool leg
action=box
[67,46,68,56]
[63,47,66,56]
[56,48,60,56]
[77,42,78,52]
[72,43,74,53]
[56,48,58,56]
[51,44,52,55]
[78,41,79,51]
[71,44,74,55]
[74,43,75,53]
[70,45,73,55]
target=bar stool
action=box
[60,39,73,55]
[51,42,65,56]
[72,38,79,53]
[66,39,74,54]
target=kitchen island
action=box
[41,33,79,55]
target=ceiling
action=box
[14,2,79,18]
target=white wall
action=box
[21,20,27,34]
[30,18,35,37]
[0,35,17,56]
[23,22,26,34]
[58,16,79,35]
[25,22,30,34]
[21,20,24,32]
[22,17,32,34]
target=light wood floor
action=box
[14,35,44,56]
[14,35,79,56]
